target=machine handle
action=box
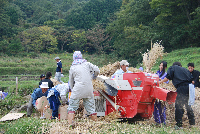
[98,89,120,110]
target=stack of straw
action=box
[128,67,143,73]
[50,78,62,86]
[92,61,120,91]
[99,61,120,77]
[142,41,164,73]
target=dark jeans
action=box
[154,99,166,124]
[49,95,60,118]
[175,86,195,127]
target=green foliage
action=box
[65,0,122,29]
[6,38,23,56]
[69,30,87,52]
[44,19,65,29]
[0,94,26,116]
[0,39,9,53]
[18,82,38,96]
[107,0,158,65]
[54,26,76,51]
[85,25,112,54]
[150,0,200,51]
[20,26,58,53]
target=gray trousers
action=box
[55,72,62,82]
[27,97,33,116]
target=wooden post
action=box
[16,77,18,95]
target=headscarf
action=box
[72,51,87,65]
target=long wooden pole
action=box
[16,77,18,95]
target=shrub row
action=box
[0,62,45,67]
[0,67,58,75]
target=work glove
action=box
[61,95,68,105]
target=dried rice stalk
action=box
[75,99,85,118]
[159,81,176,92]
[128,67,143,73]
[99,110,121,122]
[47,119,106,134]
[92,79,106,91]
[142,41,164,72]
[195,87,200,100]
[99,61,120,77]
[50,78,62,86]
[92,61,120,91]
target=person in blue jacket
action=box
[47,87,61,119]
[154,61,168,125]
[27,82,49,117]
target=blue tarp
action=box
[0,92,8,100]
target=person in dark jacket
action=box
[39,72,54,89]
[55,57,63,83]
[39,74,45,87]
[159,62,195,129]
[188,63,200,88]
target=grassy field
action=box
[151,47,200,72]
[1,48,200,133]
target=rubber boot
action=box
[90,113,97,121]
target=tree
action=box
[65,0,122,29]
[20,26,58,53]
[150,0,200,50]
[85,25,112,54]
[106,0,158,65]
[54,26,76,51]
[7,38,23,55]
[69,30,87,52]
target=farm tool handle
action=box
[98,89,119,110]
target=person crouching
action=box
[27,82,49,117]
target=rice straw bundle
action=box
[50,78,62,86]
[99,61,120,77]
[159,81,176,92]
[128,67,143,73]
[92,79,106,91]
[142,41,164,73]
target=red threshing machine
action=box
[95,72,177,119]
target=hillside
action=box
[151,47,200,72]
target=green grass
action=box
[151,47,200,72]
[0,117,51,134]
[0,53,119,75]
